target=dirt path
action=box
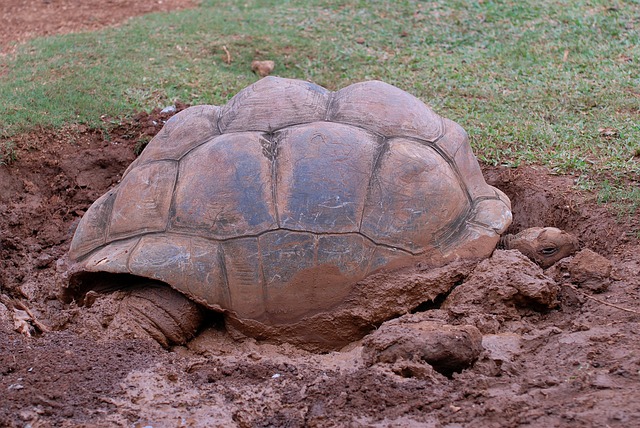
[1,2,640,427]
[0,0,196,55]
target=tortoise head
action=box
[500,227,579,268]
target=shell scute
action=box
[69,190,116,260]
[259,231,318,322]
[109,161,177,240]
[169,132,277,240]
[122,105,220,177]
[275,122,379,233]
[219,76,330,133]
[221,237,265,319]
[330,80,443,141]
[128,234,228,309]
[360,138,469,254]
[79,237,139,274]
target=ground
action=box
[1,3,640,427]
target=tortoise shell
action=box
[68,77,511,343]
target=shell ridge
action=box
[125,237,144,275]
[359,232,417,256]
[102,190,117,256]
[434,116,447,143]
[324,90,337,122]
[217,242,232,309]
[214,105,223,135]
[97,190,118,249]
[95,223,420,257]
[166,160,183,247]
[128,132,216,170]
[359,136,389,233]
[263,132,281,228]
[175,135,219,161]
[114,228,417,255]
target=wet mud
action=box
[1,105,639,427]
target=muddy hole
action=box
[1,107,639,426]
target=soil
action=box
[0,0,196,55]
[2,3,640,427]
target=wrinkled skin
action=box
[116,282,204,348]
[500,227,580,268]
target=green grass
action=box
[597,179,640,217]
[0,140,16,165]
[0,0,638,214]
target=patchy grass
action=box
[0,0,638,211]
[0,140,16,165]
[598,179,640,218]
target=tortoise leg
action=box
[118,282,205,348]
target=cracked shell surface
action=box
[68,77,512,348]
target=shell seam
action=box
[75,228,421,264]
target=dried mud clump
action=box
[251,60,275,77]
[546,248,614,293]
[442,250,560,333]
[569,249,613,287]
[362,314,483,378]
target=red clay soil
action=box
[2,2,640,427]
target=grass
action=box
[0,0,638,214]
[0,140,16,165]
[598,180,640,218]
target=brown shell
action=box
[68,77,511,338]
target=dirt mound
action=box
[0,106,184,304]
[484,166,639,252]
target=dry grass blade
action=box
[566,283,640,315]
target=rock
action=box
[476,333,523,376]
[568,249,613,293]
[443,250,559,322]
[251,60,275,77]
[591,373,623,389]
[362,314,483,377]
[482,333,522,363]
[35,253,54,268]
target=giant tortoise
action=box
[64,77,576,350]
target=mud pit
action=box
[2,4,640,427]
[1,105,639,428]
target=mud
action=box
[2,2,640,425]
[1,102,639,427]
